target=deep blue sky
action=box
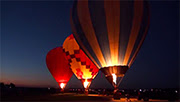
[1,1,179,89]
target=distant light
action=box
[122,90,124,92]
[139,89,142,92]
[9,86,11,88]
[175,90,178,93]
[151,89,153,91]
[48,87,50,90]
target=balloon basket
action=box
[113,87,121,100]
[113,86,118,94]
[60,89,64,93]
[84,88,89,95]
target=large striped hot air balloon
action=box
[46,47,73,90]
[62,34,99,91]
[70,0,150,88]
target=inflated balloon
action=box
[46,47,73,89]
[70,0,150,87]
[62,34,99,89]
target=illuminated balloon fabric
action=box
[62,34,99,82]
[70,0,150,78]
[46,47,73,88]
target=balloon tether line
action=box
[117,76,124,87]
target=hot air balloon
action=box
[62,34,99,94]
[46,47,73,91]
[70,0,150,89]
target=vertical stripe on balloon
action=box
[104,0,120,66]
[123,1,144,65]
[88,1,111,66]
[71,1,101,68]
[77,0,107,67]
[118,1,134,65]
[128,1,150,67]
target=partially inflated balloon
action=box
[46,47,73,89]
[62,34,99,89]
[71,0,150,87]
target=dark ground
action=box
[1,93,111,101]
[0,84,179,101]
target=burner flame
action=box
[112,73,117,85]
[60,83,65,89]
[83,79,90,88]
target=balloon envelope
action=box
[71,0,149,68]
[62,34,99,88]
[46,47,73,88]
[71,0,150,86]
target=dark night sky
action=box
[1,1,179,89]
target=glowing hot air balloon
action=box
[46,47,73,90]
[62,34,99,93]
[70,0,150,88]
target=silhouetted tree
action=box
[0,82,5,88]
[10,83,15,88]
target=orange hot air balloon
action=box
[46,47,73,90]
[70,0,150,88]
[62,34,99,92]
